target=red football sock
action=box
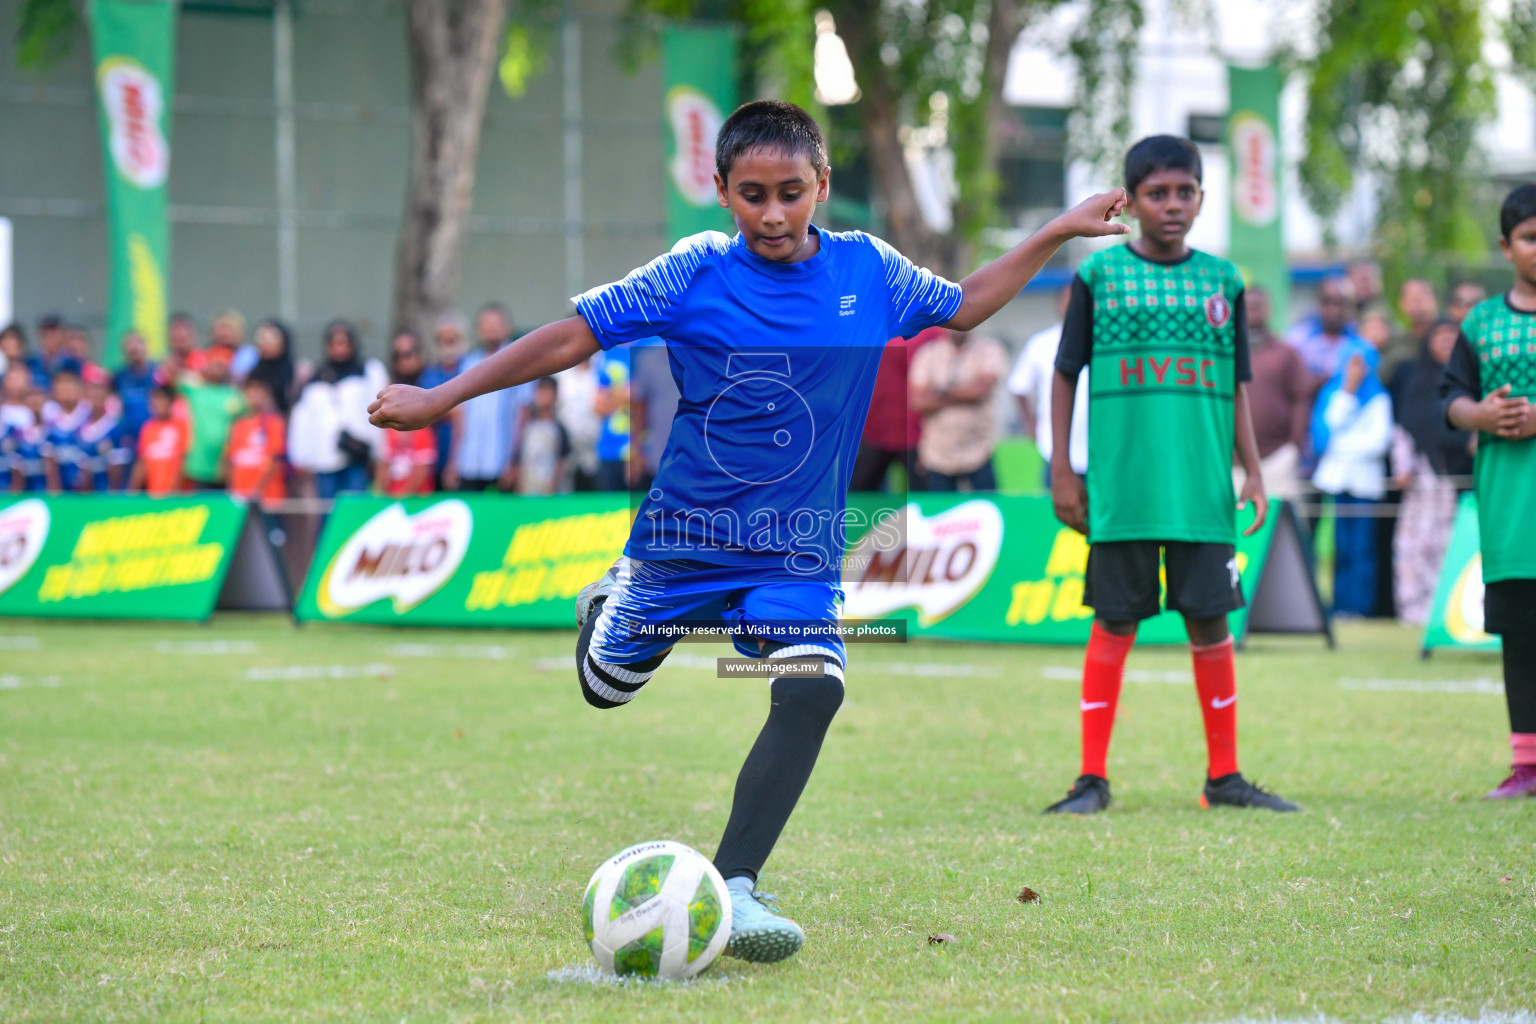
[1512,733,1536,767]
[1080,621,1136,778]
[1192,636,1239,779]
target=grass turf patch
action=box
[0,616,1531,1022]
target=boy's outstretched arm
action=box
[1233,383,1268,535]
[945,190,1129,331]
[369,316,601,431]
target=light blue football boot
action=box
[575,560,621,629]
[723,876,805,963]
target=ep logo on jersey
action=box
[703,353,817,485]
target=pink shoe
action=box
[1484,764,1536,800]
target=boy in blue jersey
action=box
[370,100,1128,963]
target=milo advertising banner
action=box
[295,494,632,627]
[842,494,1329,646]
[662,25,738,244]
[1424,495,1501,653]
[90,0,176,360]
[0,495,286,620]
[1227,63,1287,331]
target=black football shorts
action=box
[1484,578,1536,636]
[1083,540,1246,623]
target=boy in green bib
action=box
[1443,183,1536,800]
[1045,136,1299,814]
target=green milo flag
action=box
[1227,63,1287,330]
[90,0,177,361]
[0,495,245,620]
[661,25,738,245]
[1423,495,1501,653]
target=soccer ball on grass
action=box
[582,840,732,979]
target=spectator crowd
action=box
[0,263,1491,628]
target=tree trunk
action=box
[393,0,511,341]
[949,0,1024,272]
[831,0,955,277]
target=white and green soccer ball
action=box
[582,840,732,979]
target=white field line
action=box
[156,640,259,655]
[0,675,60,690]
[0,635,40,650]
[1339,677,1504,695]
[1041,665,1192,684]
[245,664,393,681]
[543,962,729,987]
[389,642,517,660]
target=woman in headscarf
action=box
[288,320,385,499]
[1311,341,1395,617]
[1388,319,1474,624]
[247,319,295,417]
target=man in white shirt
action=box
[1006,285,1087,485]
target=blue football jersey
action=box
[573,226,962,581]
[12,424,50,492]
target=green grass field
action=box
[1,616,1531,1023]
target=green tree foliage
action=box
[1300,0,1495,272]
[15,0,80,71]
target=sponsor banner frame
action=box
[0,494,272,620]
[1423,494,1501,654]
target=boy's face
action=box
[1127,168,1202,248]
[245,382,272,412]
[2,367,29,401]
[53,375,82,407]
[203,355,232,384]
[24,388,45,413]
[1501,216,1536,284]
[150,392,171,419]
[535,382,557,412]
[0,332,21,359]
[715,148,830,263]
[84,381,109,410]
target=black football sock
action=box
[574,599,666,709]
[714,667,844,882]
[1503,630,1536,736]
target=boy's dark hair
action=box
[1125,135,1203,194]
[51,367,80,383]
[536,375,558,391]
[1500,183,1536,239]
[715,100,828,183]
[153,383,178,404]
[243,376,273,394]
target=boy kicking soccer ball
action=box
[1442,183,1536,800]
[1044,135,1299,816]
[370,100,1128,962]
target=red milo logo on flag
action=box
[98,57,169,190]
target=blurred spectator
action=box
[515,376,571,495]
[1,324,46,383]
[910,328,1007,492]
[129,385,188,496]
[1007,286,1086,486]
[210,309,248,374]
[592,347,632,491]
[181,349,244,489]
[1388,319,1473,625]
[629,339,678,494]
[852,328,942,492]
[448,303,530,492]
[1347,259,1384,311]
[376,330,437,497]
[1234,287,1309,503]
[289,320,384,498]
[45,369,91,492]
[1447,281,1488,325]
[421,313,467,488]
[113,331,159,441]
[225,377,287,508]
[13,385,54,492]
[1358,308,1394,354]
[63,324,99,377]
[1,365,34,430]
[1311,345,1394,616]
[555,354,601,490]
[163,313,204,380]
[1388,278,1440,378]
[1286,275,1361,392]
[80,367,129,491]
[37,314,78,378]
[247,319,296,417]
